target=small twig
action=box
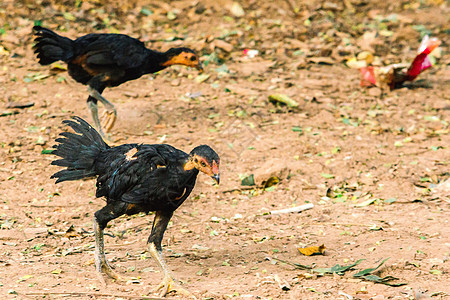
[6,101,35,109]
[222,186,256,193]
[18,204,88,207]
[46,113,72,119]
[300,222,373,227]
[0,110,19,117]
[108,239,140,248]
[270,203,314,215]
[23,291,173,299]
[271,257,313,270]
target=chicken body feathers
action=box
[51,117,199,212]
[33,26,168,87]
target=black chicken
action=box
[33,26,203,138]
[51,117,219,297]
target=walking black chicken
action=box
[50,117,220,297]
[33,26,203,138]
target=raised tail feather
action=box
[33,26,75,65]
[51,117,109,183]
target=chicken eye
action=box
[190,56,197,61]
[200,161,206,167]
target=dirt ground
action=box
[0,0,449,299]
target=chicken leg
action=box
[93,202,128,284]
[87,86,117,132]
[93,217,122,284]
[148,211,195,298]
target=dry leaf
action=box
[298,244,326,256]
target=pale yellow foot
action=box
[101,110,117,132]
[153,275,196,299]
[95,258,124,285]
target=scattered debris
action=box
[253,158,291,187]
[273,274,291,291]
[338,291,353,300]
[430,178,450,201]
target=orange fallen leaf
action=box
[298,244,326,256]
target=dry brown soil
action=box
[0,0,449,299]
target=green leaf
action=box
[360,274,406,286]
[353,258,389,277]
[312,259,364,275]
[56,76,66,83]
[271,258,313,270]
[167,11,177,20]
[264,185,276,192]
[384,198,397,204]
[331,146,341,154]
[41,149,54,154]
[311,267,331,275]
[140,7,153,16]
[423,115,440,122]
[241,174,255,186]
[268,94,299,108]
[195,74,210,83]
[320,173,335,179]
[292,126,302,134]
[63,12,76,21]
[342,118,358,127]
[430,269,442,275]
[215,64,229,74]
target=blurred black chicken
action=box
[33,26,203,138]
[51,117,220,297]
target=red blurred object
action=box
[360,35,441,90]
[359,67,376,87]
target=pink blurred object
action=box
[359,67,376,87]
[359,35,441,90]
[243,49,259,58]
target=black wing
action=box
[74,34,150,69]
[95,144,194,210]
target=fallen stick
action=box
[270,203,314,215]
[222,186,256,193]
[23,291,172,299]
[0,110,19,117]
[6,101,35,109]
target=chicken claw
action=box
[101,110,117,132]
[153,275,196,299]
[95,257,125,286]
